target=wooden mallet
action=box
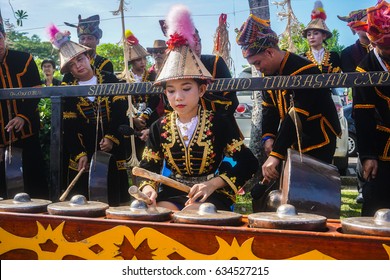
[128,185,153,205]
[59,167,85,201]
[132,166,191,193]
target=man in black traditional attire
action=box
[0,10,48,198]
[236,14,341,183]
[353,0,390,216]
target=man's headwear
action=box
[64,14,103,39]
[155,4,212,85]
[159,20,168,37]
[47,24,91,74]
[236,14,279,59]
[302,1,332,39]
[337,9,367,22]
[125,29,149,61]
[338,9,368,34]
[0,9,5,34]
[366,0,390,47]
[147,39,167,53]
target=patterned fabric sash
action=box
[169,173,215,187]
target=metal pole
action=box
[49,96,63,201]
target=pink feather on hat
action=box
[46,23,71,49]
[166,4,195,48]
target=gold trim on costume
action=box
[301,117,331,153]
[63,111,78,119]
[356,66,366,73]
[261,101,274,107]
[262,133,275,138]
[219,173,238,194]
[225,139,243,157]
[279,51,290,74]
[113,96,126,102]
[305,50,338,73]
[75,152,87,162]
[270,151,285,160]
[116,160,127,170]
[142,147,162,163]
[294,107,310,116]
[354,104,376,109]
[139,180,158,191]
[16,54,33,86]
[105,134,120,145]
[375,88,390,107]
[307,114,322,121]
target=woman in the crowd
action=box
[302,1,341,74]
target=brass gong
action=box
[0,193,51,213]
[106,199,172,221]
[248,204,327,231]
[342,208,390,237]
[47,195,109,217]
[173,202,242,226]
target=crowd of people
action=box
[0,1,389,217]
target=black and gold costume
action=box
[262,51,341,162]
[138,107,258,210]
[304,49,342,74]
[354,50,390,216]
[62,69,129,205]
[200,55,238,116]
[0,49,48,198]
[340,40,371,73]
[91,54,114,74]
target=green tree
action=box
[14,10,28,27]
[96,43,125,72]
[6,31,59,62]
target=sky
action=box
[1,0,376,76]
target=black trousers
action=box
[361,160,390,217]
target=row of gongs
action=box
[0,193,390,237]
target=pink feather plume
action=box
[46,23,61,42]
[166,4,195,48]
[46,23,71,49]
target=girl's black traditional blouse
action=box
[139,107,258,202]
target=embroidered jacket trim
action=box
[105,134,120,145]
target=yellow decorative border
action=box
[2,222,377,260]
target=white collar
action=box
[311,48,325,64]
[176,115,198,147]
[374,48,389,72]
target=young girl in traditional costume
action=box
[137,5,258,211]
